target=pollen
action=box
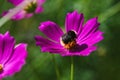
[60,30,77,50]
[0,64,3,72]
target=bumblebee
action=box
[60,30,77,49]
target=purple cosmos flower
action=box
[2,0,45,20]
[35,10,104,56]
[0,31,27,78]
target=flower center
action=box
[0,64,3,73]
[24,0,37,13]
[60,30,77,49]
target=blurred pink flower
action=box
[2,0,45,20]
[0,32,27,78]
[35,10,104,56]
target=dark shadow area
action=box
[69,44,88,53]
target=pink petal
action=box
[0,34,3,61]
[1,11,8,17]
[78,46,97,56]
[1,43,27,77]
[35,0,45,13]
[25,13,33,18]
[65,10,84,34]
[78,17,100,41]
[49,48,66,54]
[0,32,15,64]
[35,6,44,13]
[11,10,26,20]
[37,0,46,6]
[7,0,23,6]
[39,21,64,42]
[80,30,104,46]
[35,35,63,52]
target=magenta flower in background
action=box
[0,32,27,78]
[35,10,104,56]
[2,0,45,20]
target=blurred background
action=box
[0,0,120,80]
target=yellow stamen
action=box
[24,0,37,12]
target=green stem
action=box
[99,1,120,23]
[52,54,60,80]
[70,56,74,80]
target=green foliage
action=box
[0,0,120,80]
